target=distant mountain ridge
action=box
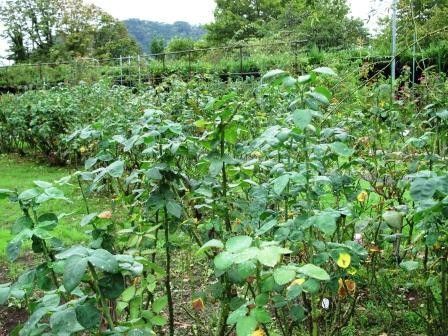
[123,19,206,53]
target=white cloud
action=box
[85,0,216,24]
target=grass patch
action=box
[0,154,104,261]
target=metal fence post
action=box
[138,54,141,86]
[119,55,123,86]
[38,63,43,89]
[290,41,299,75]
[239,46,243,76]
[188,51,192,79]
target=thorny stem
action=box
[88,262,114,331]
[164,206,175,336]
[77,175,90,214]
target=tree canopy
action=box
[0,0,140,62]
[205,0,368,48]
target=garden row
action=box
[0,64,448,335]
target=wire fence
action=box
[0,40,312,92]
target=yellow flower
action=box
[252,329,266,336]
[357,190,368,203]
[337,252,351,269]
[79,146,87,154]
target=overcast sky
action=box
[0,0,393,62]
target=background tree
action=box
[0,0,140,62]
[373,0,448,55]
[150,36,165,55]
[205,0,368,48]
[205,0,284,44]
[124,19,204,53]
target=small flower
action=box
[252,329,266,336]
[192,298,205,312]
[98,210,112,219]
[337,252,351,269]
[79,146,87,154]
[321,298,330,309]
[354,233,363,244]
[357,191,368,203]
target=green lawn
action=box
[0,154,103,261]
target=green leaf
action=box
[273,267,296,286]
[98,273,125,299]
[209,158,223,177]
[107,160,125,178]
[410,178,438,201]
[263,69,287,81]
[293,109,313,130]
[330,142,354,157]
[227,305,248,325]
[228,261,256,283]
[75,300,101,330]
[18,188,39,201]
[166,200,182,218]
[298,264,330,281]
[307,91,329,105]
[251,307,271,323]
[400,260,420,272]
[56,245,89,259]
[88,249,118,273]
[34,180,53,189]
[313,67,337,76]
[63,255,87,293]
[50,307,84,334]
[80,213,98,227]
[436,110,448,120]
[302,278,320,293]
[315,86,332,100]
[255,293,269,306]
[0,188,14,200]
[197,239,224,254]
[382,211,403,229]
[286,283,303,300]
[257,246,286,267]
[236,315,257,336]
[37,213,58,231]
[6,240,21,262]
[44,187,65,199]
[19,307,49,335]
[214,251,234,271]
[121,285,136,302]
[226,236,253,253]
[290,304,305,321]
[310,213,337,236]
[256,220,277,236]
[0,285,10,305]
[273,175,290,196]
[12,216,33,235]
[152,296,168,313]
[150,314,168,326]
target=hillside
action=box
[124,19,206,53]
